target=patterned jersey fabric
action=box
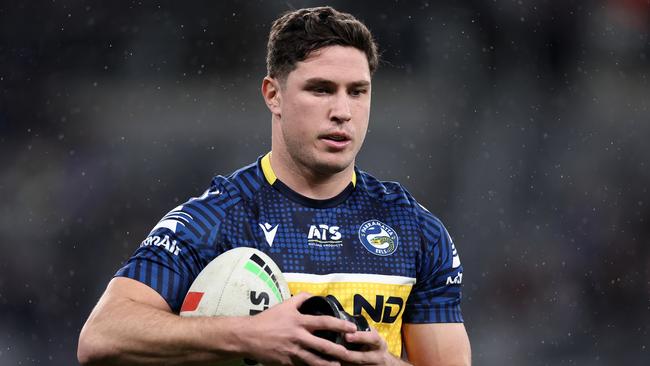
[115,152,464,356]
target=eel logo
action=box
[358,220,399,256]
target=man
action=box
[78,6,471,366]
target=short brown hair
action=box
[266,6,379,81]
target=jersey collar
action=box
[260,152,356,208]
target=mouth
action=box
[319,132,352,150]
[320,132,351,142]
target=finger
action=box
[300,333,350,361]
[301,314,357,333]
[284,292,313,307]
[338,329,387,365]
[295,346,342,366]
[344,329,382,349]
[336,344,386,366]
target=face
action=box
[267,45,371,177]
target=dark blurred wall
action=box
[1,1,649,364]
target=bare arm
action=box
[78,277,248,365]
[402,323,471,366]
[78,277,356,365]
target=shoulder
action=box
[354,168,411,205]
[151,159,265,238]
[217,158,267,202]
[355,168,447,239]
[200,157,268,207]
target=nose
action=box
[329,93,352,123]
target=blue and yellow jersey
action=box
[116,152,464,356]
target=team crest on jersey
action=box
[358,220,399,256]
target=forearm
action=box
[78,296,248,365]
[80,279,360,366]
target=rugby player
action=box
[78,6,471,365]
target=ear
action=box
[261,76,282,116]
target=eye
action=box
[306,85,332,95]
[350,88,368,97]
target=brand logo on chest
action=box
[307,224,343,248]
[259,222,279,247]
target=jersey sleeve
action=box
[402,203,464,324]
[114,184,227,313]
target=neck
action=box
[268,151,354,200]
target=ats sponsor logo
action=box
[307,224,342,247]
[140,235,181,255]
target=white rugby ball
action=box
[179,247,290,366]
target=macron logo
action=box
[259,223,279,247]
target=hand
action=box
[337,327,406,366]
[240,292,358,366]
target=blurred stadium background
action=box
[1,1,649,364]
